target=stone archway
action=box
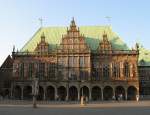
[103,86,113,100]
[23,86,32,100]
[91,86,101,101]
[127,86,137,100]
[80,86,89,99]
[3,89,9,99]
[37,86,44,100]
[14,86,21,99]
[69,86,78,101]
[57,86,67,101]
[46,86,55,100]
[115,86,125,100]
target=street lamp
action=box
[32,77,39,108]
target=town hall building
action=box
[1,18,150,101]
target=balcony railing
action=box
[13,49,138,56]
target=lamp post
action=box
[32,78,39,108]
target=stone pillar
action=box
[21,86,24,100]
[101,88,104,101]
[66,86,69,101]
[89,87,92,101]
[120,62,124,78]
[43,86,46,100]
[113,87,115,97]
[125,88,128,100]
[55,87,57,101]
[10,82,14,99]
[130,64,133,78]
[78,88,80,101]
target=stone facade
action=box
[9,19,139,101]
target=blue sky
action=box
[0,0,150,65]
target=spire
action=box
[135,42,139,51]
[13,45,15,52]
[41,32,45,42]
[71,17,76,26]
[70,17,77,31]
[103,31,108,42]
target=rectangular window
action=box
[80,69,88,80]
[38,63,45,80]
[28,63,34,80]
[80,57,84,67]
[73,57,78,67]
[68,69,77,80]
[69,56,74,67]
[19,63,24,79]
[48,63,55,80]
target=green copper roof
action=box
[138,45,150,66]
[21,26,129,52]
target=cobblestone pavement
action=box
[0,106,150,115]
[0,101,150,115]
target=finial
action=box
[13,45,15,52]
[71,17,76,27]
[39,18,43,27]
[135,42,139,50]
[41,32,45,42]
[72,17,75,21]
[103,31,108,41]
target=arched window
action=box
[124,62,130,78]
[103,64,110,80]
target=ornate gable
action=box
[59,18,90,53]
[34,33,49,54]
[99,32,112,54]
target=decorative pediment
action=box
[98,32,112,53]
[58,18,90,53]
[34,33,49,54]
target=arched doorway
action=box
[69,86,78,101]
[80,86,89,99]
[14,86,21,99]
[92,86,101,101]
[23,86,32,100]
[115,86,125,100]
[127,86,137,100]
[3,89,9,99]
[57,86,66,101]
[103,86,113,100]
[46,86,55,100]
[37,86,44,100]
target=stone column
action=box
[89,87,92,101]
[21,86,24,100]
[113,87,115,97]
[66,85,69,101]
[55,87,57,101]
[120,62,124,78]
[10,82,14,99]
[78,88,80,101]
[43,86,46,100]
[125,88,128,100]
[101,88,104,101]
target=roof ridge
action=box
[20,27,42,51]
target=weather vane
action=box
[39,18,43,27]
